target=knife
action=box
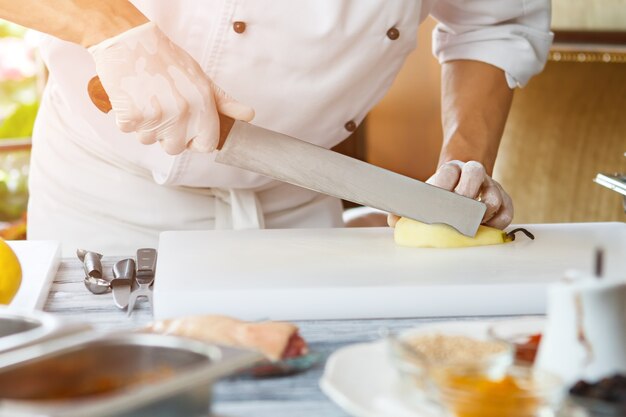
[87,77,486,236]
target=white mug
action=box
[536,271,626,385]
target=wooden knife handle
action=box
[87,76,113,114]
[87,76,235,149]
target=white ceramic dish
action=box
[321,340,439,417]
[320,319,546,417]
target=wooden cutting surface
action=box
[44,256,509,417]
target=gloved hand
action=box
[388,160,514,230]
[88,22,254,155]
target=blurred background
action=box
[0,1,625,240]
[350,0,626,223]
[0,20,41,240]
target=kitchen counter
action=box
[44,256,512,417]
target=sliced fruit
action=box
[394,217,534,248]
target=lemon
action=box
[0,238,22,304]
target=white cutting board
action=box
[7,241,61,311]
[154,223,626,320]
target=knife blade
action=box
[87,77,486,236]
[215,119,486,236]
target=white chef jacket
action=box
[27,0,552,255]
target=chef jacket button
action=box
[386,27,400,40]
[233,21,246,34]
[344,120,357,132]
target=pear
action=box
[394,217,534,248]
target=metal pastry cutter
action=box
[127,248,157,316]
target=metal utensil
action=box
[77,249,110,294]
[0,333,262,417]
[0,308,92,356]
[112,259,135,310]
[82,276,111,295]
[594,172,626,212]
[127,248,157,316]
[76,249,103,278]
[215,120,485,236]
[87,77,486,237]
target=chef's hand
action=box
[388,160,513,230]
[88,22,254,155]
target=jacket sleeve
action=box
[430,0,553,88]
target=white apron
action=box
[27,0,551,256]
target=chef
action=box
[0,1,552,255]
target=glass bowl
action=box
[434,365,564,417]
[388,322,563,416]
[388,322,515,406]
[487,317,545,365]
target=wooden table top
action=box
[44,256,505,417]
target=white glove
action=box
[427,160,513,229]
[88,22,254,155]
[388,160,513,229]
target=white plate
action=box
[320,319,545,417]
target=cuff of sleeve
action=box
[87,21,157,56]
[433,26,554,88]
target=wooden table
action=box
[44,257,503,417]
